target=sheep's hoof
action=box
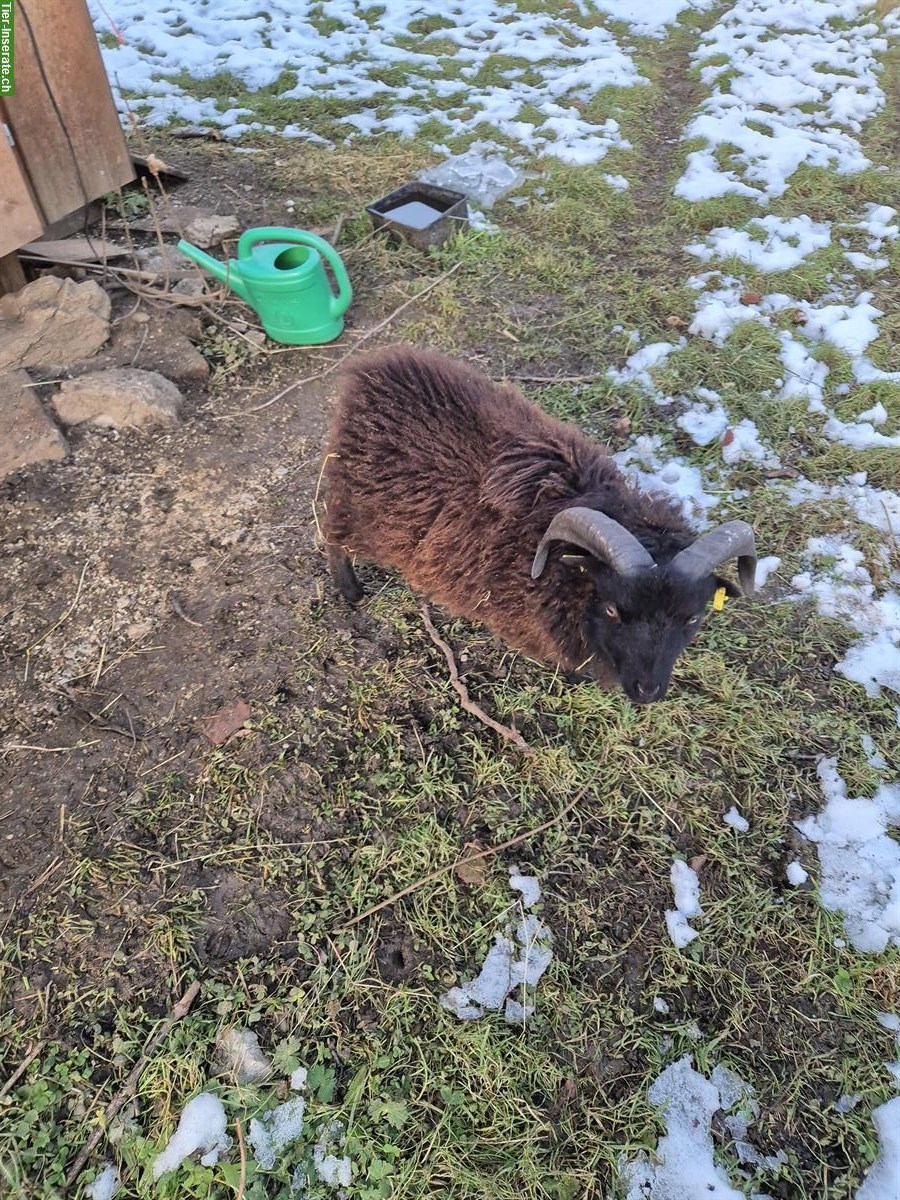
[327,544,364,605]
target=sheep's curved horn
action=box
[531,507,655,580]
[671,520,757,594]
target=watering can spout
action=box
[176,239,251,302]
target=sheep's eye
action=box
[685,614,701,627]
[603,603,620,622]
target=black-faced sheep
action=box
[322,346,756,704]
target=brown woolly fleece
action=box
[322,345,694,676]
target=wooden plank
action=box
[0,114,44,257]
[3,0,134,226]
[0,252,27,296]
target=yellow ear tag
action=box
[713,587,727,612]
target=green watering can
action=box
[176,226,352,345]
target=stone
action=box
[171,277,208,299]
[0,276,111,371]
[182,213,240,249]
[216,1027,272,1084]
[136,244,194,280]
[0,370,69,477]
[53,368,183,429]
[64,308,209,386]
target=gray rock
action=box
[54,368,182,429]
[136,244,194,280]
[0,370,68,477]
[0,277,111,371]
[183,213,240,249]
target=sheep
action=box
[322,346,756,704]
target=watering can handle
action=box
[237,227,352,319]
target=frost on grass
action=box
[665,859,702,950]
[856,1097,900,1200]
[91,0,642,162]
[675,0,892,203]
[153,1093,231,1179]
[620,1056,783,1199]
[795,758,900,953]
[87,1164,119,1200]
[441,873,552,1023]
[249,1096,306,1171]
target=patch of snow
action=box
[835,1094,861,1114]
[876,1013,900,1033]
[153,1093,231,1179]
[844,251,889,272]
[620,1055,780,1199]
[607,340,681,395]
[290,1066,308,1092]
[788,534,900,699]
[723,806,749,832]
[822,413,900,451]
[441,876,553,1022]
[581,0,717,37]
[785,473,900,538]
[795,758,900,953]
[313,1122,352,1190]
[674,0,890,203]
[509,871,541,908]
[857,1097,900,1200]
[653,996,670,1014]
[862,735,888,770]
[677,400,729,446]
[92,1,644,162]
[686,215,831,272]
[614,435,719,524]
[248,1097,306,1171]
[666,859,702,949]
[756,556,781,588]
[786,861,809,886]
[603,172,630,190]
[721,418,779,467]
[87,1165,119,1200]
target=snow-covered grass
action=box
[3,4,900,1200]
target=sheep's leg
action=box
[326,543,364,605]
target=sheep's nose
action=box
[635,682,661,703]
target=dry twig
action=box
[65,980,201,1188]
[169,593,204,628]
[234,1117,247,1200]
[238,261,463,416]
[420,604,532,754]
[0,1042,44,1099]
[341,786,589,929]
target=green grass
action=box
[4,7,900,1200]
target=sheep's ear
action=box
[714,575,741,598]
